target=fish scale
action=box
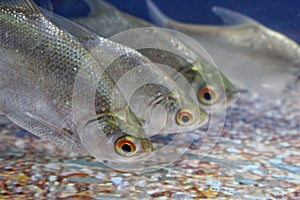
[0,0,154,163]
[146,0,300,98]
[42,9,208,135]
[71,0,239,112]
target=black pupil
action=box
[121,143,132,153]
[204,92,211,100]
[182,115,190,122]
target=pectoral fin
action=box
[24,112,74,140]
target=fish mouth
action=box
[210,89,239,110]
[199,108,209,125]
[143,93,176,135]
[227,89,240,105]
[143,103,169,136]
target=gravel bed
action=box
[0,91,299,199]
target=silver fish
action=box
[0,0,154,163]
[42,9,208,136]
[147,0,300,98]
[70,0,239,112]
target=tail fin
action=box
[146,0,171,27]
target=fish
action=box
[147,0,300,98]
[69,0,239,112]
[42,9,208,136]
[0,0,154,163]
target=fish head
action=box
[97,131,154,163]
[143,91,208,135]
[190,62,239,111]
[80,112,154,163]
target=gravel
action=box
[0,91,299,199]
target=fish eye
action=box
[176,109,194,126]
[114,136,137,157]
[198,86,217,105]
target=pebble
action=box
[66,177,104,183]
[131,193,150,198]
[251,169,265,175]
[44,163,61,171]
[274,164,300,174]
[0,92,299,199]
[226,148,241,154]
[111,177,123,185]
[14,140,26,149]
[269,158,283,165]
[234,177,260,185]
[48,175,57,182]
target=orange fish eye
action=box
[198,86,217,105]
[115,136,137,157]
[176,109,194,126]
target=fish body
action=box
[147,1,300,98]
[70,0,238,112]
[0,0,153,163]
[42,9,208,136]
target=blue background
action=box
[34,0,300,44]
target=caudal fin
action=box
[146,0,171,27]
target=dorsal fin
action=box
[0,0,41,13]
[212,6,258,26]
[41,8,100,50]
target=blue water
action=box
[33,0,300,44]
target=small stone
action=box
[14,140,26,149]
[251,169,265,175]
[268,158,283,165]
[171,193,192,199]
[111,177,123,185]
[226,148,241,154]
[16,173,28,184]
[44,163,61,171]
[48,175,57,182]
[132,193,150,198]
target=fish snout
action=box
[197,107,209,127]
[227,89,240,105]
